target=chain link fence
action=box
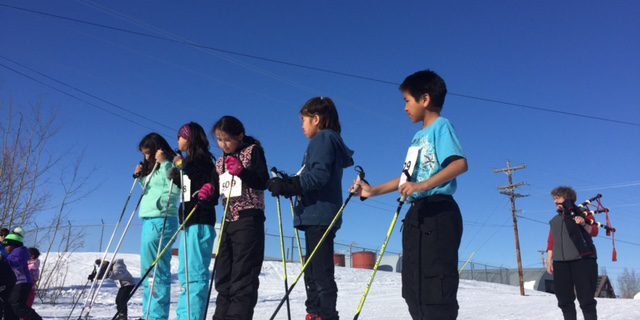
[22,223,510,283]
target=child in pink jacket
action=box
[26,247,40,308]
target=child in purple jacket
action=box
[3,233,42,320]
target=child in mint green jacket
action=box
[134,132,179,320]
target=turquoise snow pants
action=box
[141,217,178,320]
[176,224,215,320]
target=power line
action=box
[0,55,174,132]
[2,3,639,128]
[516,214,640,247]
[0,60,164,133]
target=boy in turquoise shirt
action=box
[357,70,468,320]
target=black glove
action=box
[268,176,302,198]
[167,167,181,184]
[559,199,576,215]
[88,269,96,281]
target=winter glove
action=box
[267,176,302,198]
[198,183,216,204]
[88,269,96,281]
[557,199,575,215]
[225,156,244,176]
[167,167,181,183]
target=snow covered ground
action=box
[35,253,639,319]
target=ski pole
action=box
[112,185,211,320]
[82,162,160,319]
[66,279,91,320]
[202,176,235,320]
[72,166,140,320]
[179,166,192,320]
[269,166,366,320]
[353,169,410,320]
[270,168,291,320]
[288,199,304,262]
[271,167,304,263]
[143,178,176,320]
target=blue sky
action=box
[1,0,638,282]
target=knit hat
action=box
[178,124,191,142]
[3,232,23,247]
[13,226,24,237]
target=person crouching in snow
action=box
[109,259,136,320]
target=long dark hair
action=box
[300,96,341,134]
[138,132,176,176]
[180,122,215,167]
[212,116,261,149]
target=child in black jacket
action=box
[212,116,269,320]
[170,122,220,320]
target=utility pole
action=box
[537,250,547,268]
[495,161,528,296]
[99,219,105,252]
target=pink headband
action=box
[178,124,191,142]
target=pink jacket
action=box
[28,258,40,283]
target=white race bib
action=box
[181,174,191,203]
[399,146,420,187]
[219,171,242,198]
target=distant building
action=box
[460,266,616,298]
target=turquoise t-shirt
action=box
[407,117,465,202]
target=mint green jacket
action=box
[139,161,180,218]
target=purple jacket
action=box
[7,246,33,284]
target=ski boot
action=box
[113,312,127,320]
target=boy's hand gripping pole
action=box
[353,169,410,320]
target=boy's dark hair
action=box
[212,116,261,148]
[0,228,9,237]
[28,247,40,259]
[551,186,577,203]
[300,97,341,134]
[180,122,215,167]
[138,132,177,176]
[399,70,447,112]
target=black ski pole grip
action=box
[270,167,279,179]
[132,161,143,179]
[353,165,368,201]
[398,169,411,203]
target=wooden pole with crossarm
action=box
[495,161,528,296]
